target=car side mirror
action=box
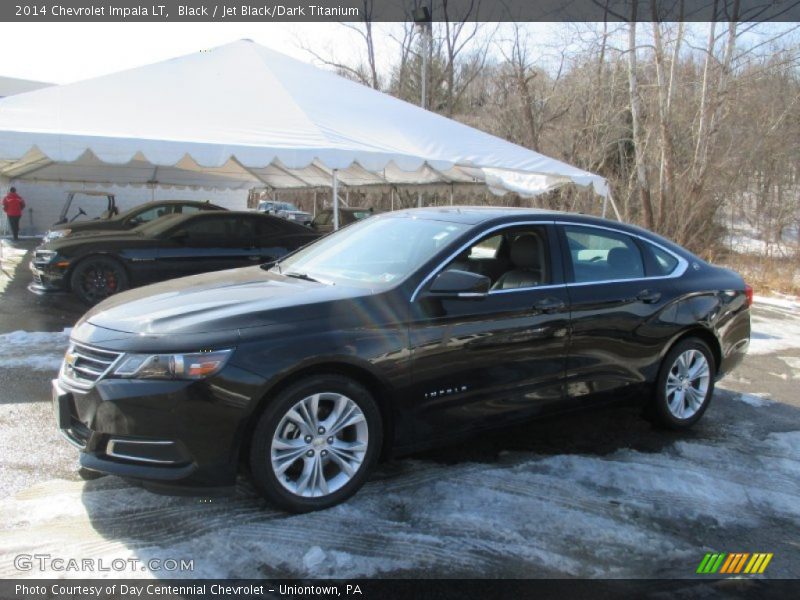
[428,269,491,298]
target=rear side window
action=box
[564,226,645,283]
[643,242,680,276]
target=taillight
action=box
[745,284,753,307]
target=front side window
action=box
[275,216,469,288]
[443,226,550,290]
[564,226,645,283]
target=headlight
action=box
[43,229,70,242]
[34,249,58,263]
[112,349,233,380]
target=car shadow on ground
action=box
[59,389,800,579]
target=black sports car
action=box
[52,207,750,512]
[31,210,318,304]
[42,199,227,242]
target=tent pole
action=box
[391,187,395,211]
[313,191,317,217]
[332,170,339,231]
[417,191,422,208]
[607,190,622,221]
[602,194,608,218]
[450,184,454,205]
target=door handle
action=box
[533,297,566,313]
[636,289,662,304]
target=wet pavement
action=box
[0,240,798,579]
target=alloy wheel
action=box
[270,392,368,498]
[665,349,711,420]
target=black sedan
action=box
[42,199,227,243]
[53,207,750,512]
[31,211,318,304]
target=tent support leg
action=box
[391,188,395,211]
[450,184,454,205]
[417,191,422,208]
[607,190,622,221]
[332,170,339,231]
[602,194,608,218]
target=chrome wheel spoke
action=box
[272,440,308,476]
[665,349,710,420]
[271,391,369,499]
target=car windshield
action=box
[273,215,469,289]
[278,202,299,211]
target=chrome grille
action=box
[61,342,122,389]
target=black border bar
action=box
[3,0,800,22]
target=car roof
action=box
[383,206,693,256]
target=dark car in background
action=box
[52,207,751,512]
[43,199,227,243]
[311,207,374,234]
[31,211,318,304]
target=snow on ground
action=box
[0,329,71,371]
[0,240,28,295]
[0,399,798,580]
[749,296,800,355]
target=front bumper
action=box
[51,356,263,493]
[29,262,68,294]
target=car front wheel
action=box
[70,256,129,305]
[652,337,716,429]
[249,374,382,512]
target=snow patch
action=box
[2,422,799,579]
[0,329,71,371]
[733,392,774,407]
[748,307,800,355]
[778,356,800,378]
[0,240,29,295]
[755,294,800,311]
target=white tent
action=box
[0,40,616,224]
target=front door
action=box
[406,223,571,444]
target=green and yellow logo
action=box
[697,552,773,575]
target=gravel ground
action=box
[0,239,798,580]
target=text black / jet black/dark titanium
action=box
[53,207,751,512]
[30,210,319,304]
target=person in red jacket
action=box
[2,187,25,241]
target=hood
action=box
[52,216,120,232]
[82,266,368,335]
[44,230,144,251]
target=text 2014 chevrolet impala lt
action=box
[54,207,751,512]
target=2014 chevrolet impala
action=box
[54,207,751,512]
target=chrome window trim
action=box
[557,221,688,285]
[410,220,554,302]
[411,218,690,302]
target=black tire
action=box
[70,256,129,305]
[651,337,716,430]
[249,374,382,513]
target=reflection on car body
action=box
[52,207,751,512]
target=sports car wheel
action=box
[70,257,129,305]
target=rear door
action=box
[558,223,682,401]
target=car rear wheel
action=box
[651,338,715,429]
[249,374,382,512]
[70,256,129,305]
